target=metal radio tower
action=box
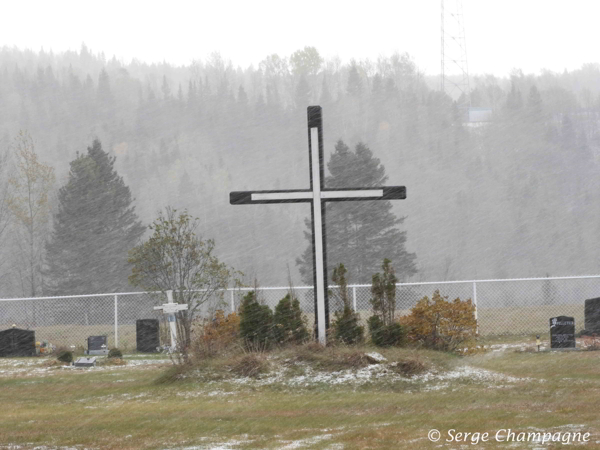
[441,0,471,106]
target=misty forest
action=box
[1,45,599,298]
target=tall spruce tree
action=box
[296,140,417,284]
[45,139,145,294]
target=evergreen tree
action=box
[296,140,417,284]
[505,82,523,111]
[273,294,308,344]
[330,263,363,344]
[346,63,363,97]
[45,139,145,294]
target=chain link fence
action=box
[1,276,599,348]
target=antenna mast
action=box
[441,0,471,106]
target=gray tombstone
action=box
[584,298,600,334]
[550,316,576,349]
[74,357,96,367]
[86,335,108,355]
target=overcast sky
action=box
[1,0,599,76]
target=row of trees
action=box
[1,129,417,298]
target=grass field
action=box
[1,338,599,450]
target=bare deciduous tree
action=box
[7,131,55,297]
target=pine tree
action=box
[296,140,417,284]
[45,139,145,294]
[346,63,363,97]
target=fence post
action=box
[472,282,478,334]
[230,289,235,313]
[352,286,357,312]
[114,294,118,348]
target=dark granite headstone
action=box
[87,336,107,351]
[550,316,576,349]
[584,298,600,334]
[0,328,36,357]
[136,319,160,353]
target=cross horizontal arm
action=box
[321,186,406,201]
[154,304,189,313]
[230,190,313,205]
[230,186,406,205]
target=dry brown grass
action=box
[2,340,600,449]
[97,357,127,366]
[392,357,428,377]
[229,353,269,378]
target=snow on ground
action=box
[0,356,170,378]
[188,360,537,395]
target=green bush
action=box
[368,315,406,347]
[334,306,364,345]
[331,264,364,345]
[273,294,309,344]
[370,258,398,326]
[57,350,73,363]
[108,348,123,359]
[239,291,273,349]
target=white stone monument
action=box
[153,290,188,350]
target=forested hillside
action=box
[1,45,599,296]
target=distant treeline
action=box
[0,45,599,297]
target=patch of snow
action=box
[166,438,253,450]
[279,434,333,449]
[365,352,387,362]
[175,389,236,399]
[414,365,536,384]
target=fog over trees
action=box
[0,44,599,296]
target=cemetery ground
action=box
[1,337,600,450]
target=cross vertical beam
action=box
[166,290,177,348]
[153,289,188,351]
[308,106,328,343]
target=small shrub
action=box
[108,348,123,359]
[273,294,309,345]
[193,310,240,358]
[400,290,478,353]
[154,363,190,384]
[230,354,268,378]
[370,258,398,326]
[333,306,364,345]
[239,291,273,349]
[331,264,364,345]
[57,350,73,363]
[368,316,406,347]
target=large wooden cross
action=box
[230,106,406,345]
